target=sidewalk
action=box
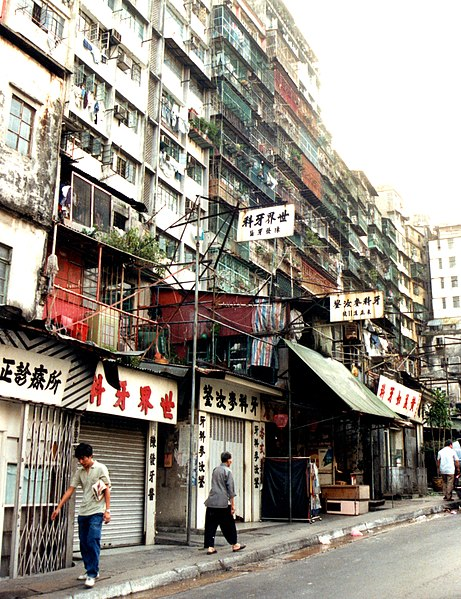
[1,494,458,599]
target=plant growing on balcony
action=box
[190,117,220,146]
[97,228,167,275]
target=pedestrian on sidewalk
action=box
[51,442,111,588]
[204,451,245,555]
[437,439,459,501]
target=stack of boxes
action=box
[321,485,370,515]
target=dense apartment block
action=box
[0,0,434,579]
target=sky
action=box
[283,0,461,225]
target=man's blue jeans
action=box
[78,512,103,578]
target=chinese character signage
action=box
[377,375,422,419]
[87,363,177,423]
[329,290,384,322]
[237,204,295,242]
[199,378,261,421]
[0,346,70,405]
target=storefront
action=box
[195,372,284,528]
[0,328,94,578]
[74,361,178,549]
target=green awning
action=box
[285,340,397,419]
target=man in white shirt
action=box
[437,439,459,501]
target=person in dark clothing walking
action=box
[204,451,245,555]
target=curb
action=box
[32,502,460,599]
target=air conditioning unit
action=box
[114,104,128,121]
[117,50,132,72]
[109,29,122,46]
[87,308,120,351]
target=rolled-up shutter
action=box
[73,414,147,550]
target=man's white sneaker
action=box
[85,577,96,588]
[78,573,99,581]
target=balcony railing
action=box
[46,285,170,361]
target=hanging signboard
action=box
[237,204,295,242]
[86,362,177,423]
[199,378,261,421]
[377,375,422,419]
[0,346,70,405]
[329,290,384,322]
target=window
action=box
[438,258,443,269]
[442,298,447,309]
[157,233,177,260]
[449,256,456,268]
[158,182,182,214]
[186,155,204,184]
[441,277,445,289]
[448,238,454,249]
[454,296,460,308]
[452,276,458,288]
[71,173,111,230]
[21,0,64,40]
[6,96,34,155]
[121,1,145,40]
[115,154,136,183]
[0,244,12,303]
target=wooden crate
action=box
[321,485,370,501]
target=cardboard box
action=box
[326,499,369,515]
[321,485,370,501]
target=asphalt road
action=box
[136,510,461,599]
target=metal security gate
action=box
[209,415,245,519]
[74,415,147,550]
[5,403,77,578]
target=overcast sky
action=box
[283,0,461,225]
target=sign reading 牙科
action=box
[329,290,384,322]
[237,204,295,242]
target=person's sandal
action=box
[207,548,217,555]
[232,544,246,552]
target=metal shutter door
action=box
[209,415,245,519]
[73,416,147,550]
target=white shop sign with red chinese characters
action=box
[86,363,177,423]
[0,346,70,405]
[377,375,421,419]
[199,378,261,421]
[329,290,384,322]
[237,204,295,242]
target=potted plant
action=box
[424,388,452,490]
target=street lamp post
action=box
[186,197,201,544]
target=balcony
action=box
[411,261,427,282]
[46,287,170,360]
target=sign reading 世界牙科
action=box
[329,290,384,322]
[237,204,295,242]
[87,362,178,423]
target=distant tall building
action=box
[422,224,461,408]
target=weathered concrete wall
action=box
[0,36,64,228]
[0,36,65,319]
[0,212,47,320]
